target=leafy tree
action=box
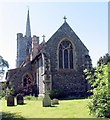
[0,56,9,80]
[0,56,9,98]
[0,56,9,68]
[84,54,110,118]
[97,53,110,66]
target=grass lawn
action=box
[1,97,95,119]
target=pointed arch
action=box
[22,73,33,88]
[58,38,75,69]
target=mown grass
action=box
[1,97,95,119]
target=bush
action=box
[0,83,8,99]
[84,63,110,118]
[0,89,6,99]
[0,83,15,99]
[50,89,67,99]
[24,95,37,101]
[88,87,110,117]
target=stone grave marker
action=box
[16,93,24,105]
[51,98,59,105]
[42,93,51,107]
[7,95,15,106]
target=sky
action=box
[0,1,108,69]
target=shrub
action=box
[0,89,6,99]
[24,95,37,101]
[84,63,110,118]
[50,88,66,99]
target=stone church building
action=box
[6,10,92,98]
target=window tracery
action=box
[59,40,73,69]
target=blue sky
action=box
[0,2,108,69]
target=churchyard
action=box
[1,96,95,119]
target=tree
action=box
[84,54,110,118]
[0,56,9,69]
[0,56,9,98]
[97,53,110,66]
[0,56,9,80]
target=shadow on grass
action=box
[17,103,27,106]
[50,105,58,107]
[59,96,89,100]
[2,112,26,120]
[6,103,27,107]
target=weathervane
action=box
[63,16,67,23]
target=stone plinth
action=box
[52,98,59,105]
[42,93,51,107]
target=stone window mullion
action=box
[63,49,64,69]
[68,49,70,69]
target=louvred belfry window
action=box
[59,40,73,69]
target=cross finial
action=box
[63,16,67,23]
[42,35,45,43]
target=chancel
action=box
[6,9,92,98]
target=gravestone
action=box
[16,93,24,105]
[42,93,51,107]
[7,95,15,106]
[51,98,59,105]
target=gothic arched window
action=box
[23,74,32,88]
[59,40,74,69]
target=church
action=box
[6,10,92,98]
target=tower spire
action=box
[26,9,31,37]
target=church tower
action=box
[16,9,32,67]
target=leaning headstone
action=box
[16,93,24,105]
[51,98,59,105]
[42,93,51,107]
[7,95,15,106]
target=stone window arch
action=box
[58,40,74,69]
[84,55,92,70]
[22,73,33,89]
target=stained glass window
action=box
[59,48,63,68]
[70,49,73,69]
[64,49,68,68]
[59,40,73,69]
